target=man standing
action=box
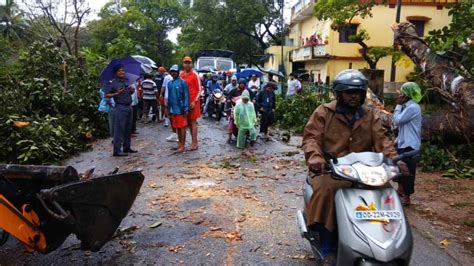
[161,69,173,128]
[154,66,167,122]
[141,73,159,124]
[180,56,201,151]
[256,82,277,140]
[287,73,300,98]
[105,64,137,156]
[167,65,190,153]
[393,82,422,206]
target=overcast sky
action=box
[85,0,296,43]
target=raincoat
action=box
[302,100,397,232]
[167,77,190,115]
[234,90,257,148]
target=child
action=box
[234,90,257,150]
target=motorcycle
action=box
[200,88,207,115]
[296,150,419,265]
[207,89,226,121]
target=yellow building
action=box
[263,0,458,90]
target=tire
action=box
[0,229,9,246]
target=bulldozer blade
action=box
[40,171,144,251]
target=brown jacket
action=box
[302,100,397,165]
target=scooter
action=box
[296,150,419,265]
[207,89,226,121]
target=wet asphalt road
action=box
[0,119,461,265]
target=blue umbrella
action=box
[100,57,143,87]
[235,68,263,79]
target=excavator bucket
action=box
[37,171,144,251]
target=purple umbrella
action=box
[100,57,143,87]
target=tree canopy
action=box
[178,0,284,65]
[87,0,185,66]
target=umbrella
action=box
[131,55,157,73]
[100,57,143,87]
[235,68,262,79]
[261,68,285,79]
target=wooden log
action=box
[0,164,79,183]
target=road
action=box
[0,119,461,265]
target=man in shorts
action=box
[180,56,201,151]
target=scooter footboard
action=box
[335,188,412,265]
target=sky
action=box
[85,0,296,44]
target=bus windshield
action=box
[216,59,233,71]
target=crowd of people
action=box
[99,57,280,156]
[100,63,423,265]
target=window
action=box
[409,20,425,37]
[216,59,233,71]
[197,59,214,69]
[339,24,358,43]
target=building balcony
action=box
[290,0,315,24]
[386,0,460,8]
[289,45,329,62]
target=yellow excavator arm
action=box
[0,194,47,252]
[0,164,144,254]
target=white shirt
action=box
[248,79,260,90]
[287,79,300,96]
[162,74,173,100]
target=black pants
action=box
[142,99,158,122]
[259,111,274,134]
[397,147,417,195]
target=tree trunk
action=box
[360,69,384,99]
[392,22,474,140]
[357,39,377,70]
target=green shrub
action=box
[275,85,332,134]
[421,140,474,179]
[0,41,108,165]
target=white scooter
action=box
[297,150,419,265]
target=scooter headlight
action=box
[334,165,357,180]
[353,164,388,186]
[215,92,223,98]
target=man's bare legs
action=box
[177,128,186,153]
[188,121,198,150]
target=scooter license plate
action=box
[354,210,402,220]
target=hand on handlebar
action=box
[309,162,328,174]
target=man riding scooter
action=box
[302,69,408,265]
[203,74,223,118]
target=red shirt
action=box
[180,70,201,104]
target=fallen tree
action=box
[391,22,473,141]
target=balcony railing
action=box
[387,0,460,6]
[290,45,329,62]
[290,0,314,23]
